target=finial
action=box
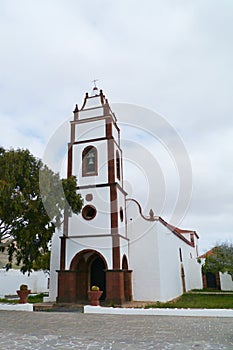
[73,104,79,113]
[149,209,155,219]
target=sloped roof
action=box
[198,248,215,259]
[158,217,196,247]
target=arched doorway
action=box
[90,256,106,300]
[69,250,107,301]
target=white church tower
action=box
[56,86,132,304]
[48,86,203,305]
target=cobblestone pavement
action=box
[0,311,233,349]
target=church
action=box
[47,87,202,305]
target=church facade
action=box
[47,87,202,304]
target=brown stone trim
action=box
[116,150,121,180]
[202,273,207,289]
[77,182,127,195]
[106,118,112,139]
[108,139,115,183]
[70,249,108,271]
[112,237,120,269]
[67,143,72,178]
[216,272,221,290]
[70,122,75,143]
[85,193,93,201]
[64,233,129,241]
[60,236,66,270]
[63,210,69,236]
[82,205,97,221]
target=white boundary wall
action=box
[220,272,233,291]
[0,269,49,298]
[84,305,233,317]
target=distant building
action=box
[199,248,233,291]
[48,87,202,304]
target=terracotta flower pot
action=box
[17,290,31,304]
[88,290,103,306]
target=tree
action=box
[202,243,233,277]
[0,148,83,273]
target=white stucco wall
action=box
[156,224,202,301]
[75,119,106,142]
[126,201,161,301]
[66,236,113,270]
[126,199,202,302]
[78,107,104,120]
[0,269,49,298]
[69,187,111,236]
[220,273,233,290]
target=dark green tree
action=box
[0,148,83,273]
[202,243,233,278]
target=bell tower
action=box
[57,87,132,304]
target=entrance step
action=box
[33,303,84,312]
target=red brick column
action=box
[76,271,88,300]
[57,270,77,303]
[106,270,125,305]
[124,270,133,301]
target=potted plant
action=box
[88,285,103,306]
[17,284,31,304]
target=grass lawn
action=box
[146,292,233,309]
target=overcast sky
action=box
[0,0,233,253]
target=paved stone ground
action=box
[0,311,233,349]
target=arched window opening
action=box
[116,150,121,180]
[82,146,97,176]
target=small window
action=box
[116,150,121,180]
[82,146,97,176]
[120,207,124,222]
[82,205,97,220]
[179,248,183,262]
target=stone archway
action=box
[70,249,107,302]
[121,255,132,302]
